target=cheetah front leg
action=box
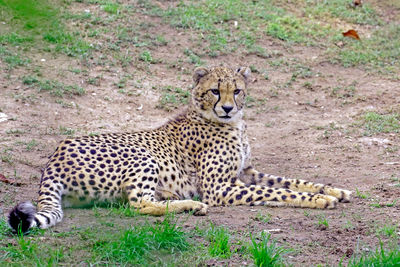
[130,198,208,216]
[124,177,207,216]
[121,150,208,216]
[242,166,352,203]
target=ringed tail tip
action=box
[8,201,36,233]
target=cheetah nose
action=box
[222,105,233,114]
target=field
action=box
[0,0,399,266]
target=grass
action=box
[0,218,10,238]
[0,229,64,266]
[206,223,232,258]
[333,23,400,72]
[376,223,398,239]
[0,0,60,33]
[253,212,272,223]
[0,33,33,45]
[317,214,329,229]
[107,202,141,217]
[304,0,382,26]
[23,76,86,97]
[59,126,76,136]
[0,148,14,165]
[0,213,291,266]
[355,188,369,199]
[331,83,357,99]
[0,46,30,70]
[184,48,203,66]
[157,0,334,55]
[43,30,92,57]
[92,213,188,265]
[362,111,400,135]
[139,50,154,63]
[101,3,121,15]
[346,242,400,267]
[158,86,190,111]
[139,0,399,72]
[1,0,92,60]
[249,232,288,267]
[15,139,39,151]
[1,0,400,266]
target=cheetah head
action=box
[191,66,251,124]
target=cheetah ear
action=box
[193,67,209,85]
[237,67,251,83]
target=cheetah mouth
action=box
[219,115,231,119]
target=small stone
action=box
[0,113,8,123]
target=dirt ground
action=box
[1,1,400,266]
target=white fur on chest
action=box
[235,120,251,174]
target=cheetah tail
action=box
[8,201,37,233]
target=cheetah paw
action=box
[192,202,208,216]
[315,195,338,209]
[325,188,352,203]
[338,189,352,203]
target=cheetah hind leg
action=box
[243,167,352,203]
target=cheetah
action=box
[8,66,352,233]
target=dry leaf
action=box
[342,29,360,40]
[0,173,10,183]
[0,173,23,186]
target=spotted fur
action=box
[8,66,352,232]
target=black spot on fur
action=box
[283,181,291,188]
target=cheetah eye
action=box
[210,89,220,95]
[234,89,241,95]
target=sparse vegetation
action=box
[158,86,190,110]
[362,112,400,135]
[254,212,272,223]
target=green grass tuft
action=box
[102,3,121,15]
[347,242,400,267]
[93,213,188,265]
[0,0,60,32]
[362,111,400,135]
[206,224,232,258]
[139,50,154,63]
[250,232,288,267]
[0,231,64,265]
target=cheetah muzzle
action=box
[8,66,352,233]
